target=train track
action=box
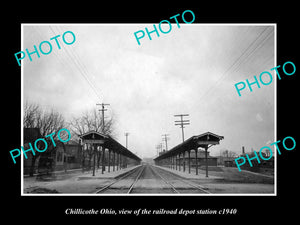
[95,165,145,194]
[147,165,179,193]
[95,164,210,194]
[149,165,211,194]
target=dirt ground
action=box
[204,182,274,194]
[199,166,274,183]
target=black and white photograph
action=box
[3,4,298,221]
[21,24,276,195]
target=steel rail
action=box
[153,166,211,194]
[95,165,143,194]
[149,165,180,194]
[127,165,145,194]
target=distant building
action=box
[178,149,218,167]
[54,140,83,171]
[23,127,83,175]
[216,156,236,166]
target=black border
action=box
[3,4,298,222]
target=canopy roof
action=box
[154,132,224,161]
[79,131,141,161]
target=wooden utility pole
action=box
[162,134,169,151]
[96,103,110,173]
[205,146,208,178]
[124,132,130,149]
[124,133,130,166]
[92,133,96,176]
[174,114,190,142]
[96,103,110,133]
[156,143,162,156]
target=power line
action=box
[198,26,272,102]
[33,26,96,109]
[49,26,102,102]
[207,27,275,110]
[56,26,100,92]
[231,27,274,75]
[33,27,74,70]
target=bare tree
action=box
[69,107,115,138]
[68,107,116,171]
[24,101,65,136]
[23,101,65,176]
[24,101,40,128]
[222,149,237,158]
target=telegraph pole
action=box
[92,133,96,176]
[174,114,190,142]
[96,103,110,174]
[124,132,130,149]
[96,103,110,133]
[156,143,162,156]
[162,134,169,151]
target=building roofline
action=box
[194,131,224,140]
[78,130,108,139]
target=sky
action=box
[22,24,275,159]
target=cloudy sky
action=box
[22,24,275,158]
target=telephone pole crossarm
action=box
[174,114,190,142]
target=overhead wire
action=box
[50,25,101,99]
[197,26,272,102]
[224,27,275,109]
[207,26,276,116]
[34,26,73,70]
[54,26,97,82]
[49,25,102,102]
[231,27,274,75]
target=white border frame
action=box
[21,23,277,196]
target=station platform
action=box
[153,165,224,180]
[76,165,141,180]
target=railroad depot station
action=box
[23,129,141,176]
[23,129,276,194]
[154,132,224,177]
[79,131,141,175]
[23,128,223,178]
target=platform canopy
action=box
[79,130,107,144]
[79,131,141,161]
[154,132,224,160]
